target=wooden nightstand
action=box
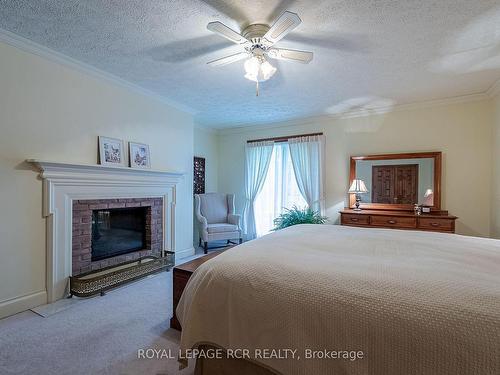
[170,250,226,330]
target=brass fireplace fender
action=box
[69,252,175,298]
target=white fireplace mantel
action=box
[28,159,184,303]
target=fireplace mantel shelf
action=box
[27,159,184,178]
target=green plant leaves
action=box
[272,205,327,231]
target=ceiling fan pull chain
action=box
[256,81,259,96]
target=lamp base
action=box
[354,195,362,211]
[353,207,362,211]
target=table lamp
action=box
[348,179,369,211]
[423,188,434,208]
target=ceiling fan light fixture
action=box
[244,56,276,82]
[244,56,260,80]
[260,60,277,79]
[206,10,312,96]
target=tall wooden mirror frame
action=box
[349,151,442,211]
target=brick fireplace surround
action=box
[72,198,163,275]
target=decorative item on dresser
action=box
[342,151,457,233]
[347,179,369,210]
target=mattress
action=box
[177,224,500,374]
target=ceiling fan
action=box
[206,11,313,96]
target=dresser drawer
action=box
[341,213,370,226]
[370,215,417,229]
[418,217,454,232]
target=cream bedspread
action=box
[177,224,500,374]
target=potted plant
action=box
[273,206,327,231]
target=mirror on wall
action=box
[349,152,441,210]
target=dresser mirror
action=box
[349,152,442,211]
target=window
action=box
[243,134,324,240]
[254,142,307,237]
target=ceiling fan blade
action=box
[286,34,370,53]
[268,48,313,64]
[147,36,236,63]
[263,11,301,45]
[207,51,249,66]
[207,21,248,45]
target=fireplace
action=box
[29,159,182,303]
[91,207,147,261]
[72,198,163,275]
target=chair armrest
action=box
[228,214,241,228]
[194,194,207,230]
[196,212,208,229]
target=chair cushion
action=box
[207,223,239,234]
[200,193,228,224]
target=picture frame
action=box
[194,156,206,194]
[128,142,151,169]
[98,136,125,166]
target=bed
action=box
[177,224,500,375]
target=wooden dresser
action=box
[170,250,225,331]
[340,209,457,233]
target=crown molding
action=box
[330,92,489,120]
[215,91,492,135]
[0,27,196,115]
[486,78,500,98]
[193,123,219,135]
[1,27,498,128]
[215,115,332,135]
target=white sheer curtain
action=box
[288,135,326,213]
[254,143,307,237]
[242,141,274,240]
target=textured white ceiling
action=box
[1,0,500,128]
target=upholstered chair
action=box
[194,193,242,253]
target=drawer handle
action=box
[350,218,359,222]
[430,222,440,227]
[387,220,397,224]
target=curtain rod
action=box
[247,132,323,144]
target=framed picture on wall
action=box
[129,142,151,169]
[194,156,206,194]
[98,136,125,166]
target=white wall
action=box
[0,40,194,318]
[193,126,219,245]
[194,126,219,193]
[493,95,500,239]
[217,99,494,238]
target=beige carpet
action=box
[0,270,195,375]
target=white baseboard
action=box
[0,290,47,319]
[175,246,195,259]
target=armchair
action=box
[194,193,242,253]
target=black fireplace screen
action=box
[91,207,147,261]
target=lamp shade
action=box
[423,188,434,206]
[348,179,369,193]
